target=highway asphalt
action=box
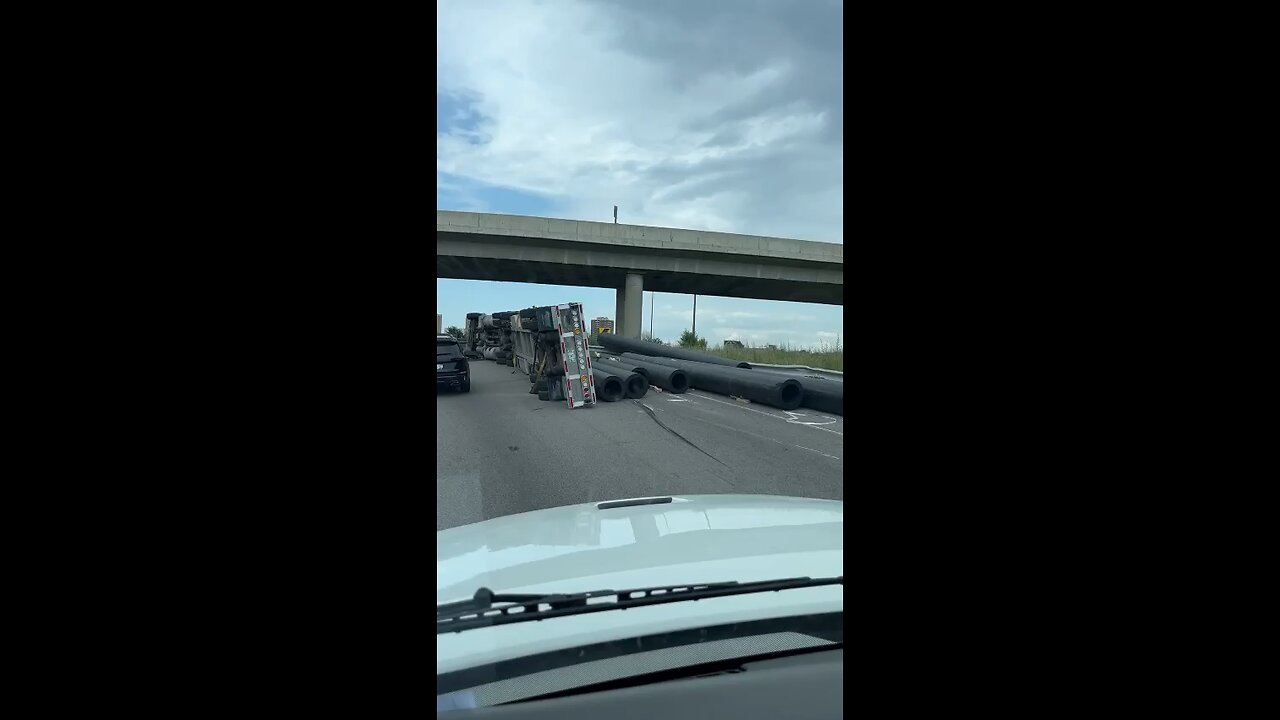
[436,358,844,531]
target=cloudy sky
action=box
[436,0,843,347]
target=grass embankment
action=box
[703,342,843,372]
[591,335,843,372]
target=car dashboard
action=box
[438,647,842,719]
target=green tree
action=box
[677,329,706,349]
[641,332,664,345]
[444,326,464,341]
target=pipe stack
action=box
[592,358,649,399]
[598,334,751,369]
[619,353,803,411]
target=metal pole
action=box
[692,295,697,338]
[649,292,654,338]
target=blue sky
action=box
[437,279,842,350]
[436,0,842,349]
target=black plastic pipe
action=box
[798,378,843,415]
[592,359,649,398]
[590,368,624,402]
[598,334,751,369]
[749,368,844,416]
[618,354,802,410]
[602,355,690,394]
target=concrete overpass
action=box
[437,210,843,337]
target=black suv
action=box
[436,334,471,393]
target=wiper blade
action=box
[436,576,842,634]
[436,588,570,616]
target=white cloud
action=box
[706,327,804,343]
[668,306,816,327]
[437,0,843,243]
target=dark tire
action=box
[460,379,470,393]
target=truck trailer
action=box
[463,303,597,410]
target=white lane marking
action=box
[806,424,843,437]
[693,418,842,462]
[796,445,841,460]
[783,411,837,427]
[687,392,844,436]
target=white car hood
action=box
[437,494,843,674]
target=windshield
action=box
[436,0,843,709]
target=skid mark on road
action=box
[687,392,844,436]
[634,401,729,469]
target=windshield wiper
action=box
[437,576,842,634]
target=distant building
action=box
[724,339,744,348]
[590,317,614,335]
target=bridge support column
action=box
[615,287,627,336]
[623,273,643,339]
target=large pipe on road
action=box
[590,368,625,402]
[619,353,803,411]
[592,358,649,399]
[598,354,690,393]
[746,368,844,416]
[798,378,843,415]
[598,334,751,369]
[653,354,839,414]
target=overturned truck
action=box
[464,303,599,410]
[462,312,514,363]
